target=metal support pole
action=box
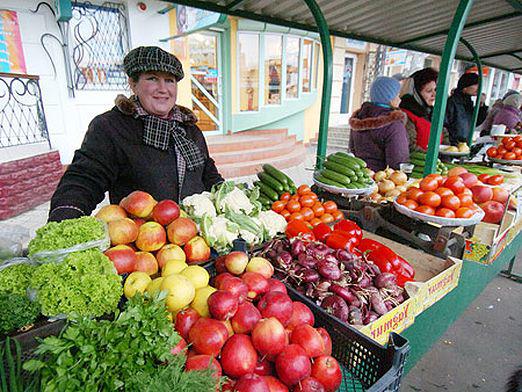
[301,0,333,169]
[424,0,475,175]
[460,38,483,146]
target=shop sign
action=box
[176,5,223,35]
[0,10,26,74]
[345,38,366,50]
[385,49,407,66]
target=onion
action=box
[384,167,395,177]
[330,283,358,304]
[389,171,408,186]
[374,273,397,289]
[336,249,355,263]
[301,269,320,283]
[348,306,363,325]
[276,251,293,267]
[378,180,396,194]
[324,254,338,264]
[316,280,331,292]
[308,243,332,259]
[370,292,388,316]
[322,295,349,322]
[297,253,316,268]
[291,239,306,256]
[363,312,379,325]
[385,189,401,198]
[358,275,372,288]
[317,260,342,280]
[374,170,387,182]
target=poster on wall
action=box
[0,10,26,74]
[176,5,224,35]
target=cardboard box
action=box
[356,232,462,344]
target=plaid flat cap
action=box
[123,46,184,81]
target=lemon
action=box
[162,259,188,276]
[180,265,210,289]
[161,274,196,313]
[190,285,217,317]
[146,277,165,295]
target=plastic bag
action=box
[0,225,30,260]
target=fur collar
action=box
[114,94,198,124]
[349,108,407,131]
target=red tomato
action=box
[300,207,314,221]
[502,137,512,146]
[310,218,322,227]
[289,212,304,221]
[280,209,291,220]
[478,174,491,184]
[460,188,473,196]
[435,187,454,197]
[290,194,300,201]
[505,140,516,151]
[425,173,444,186]
[435,208,456,218]
[488,174,504,185]
[503,152,517,160]
[486,147,498,158]
[419,191,442,208]
[441,195,461,211]
[406,188,424,201]
[323,201,337,214]
[403,199,419,210]
[415,205,435,215]
[286,200,301,213]
[271,201,286,213]
[514,135,522,143]
[420,177,439,192]
[280,192,291,202]
[320,213,334,224]
[332,210,344,221]
[308,193,319,202]
[396,195,408,205]
[513,147,522,157]
[455,207,474,218]
[297,185,312,196]
[312,203,325,217]
[457,193,473,207]
[444,176,466,194]
[497,145,507,155]
[299,195,315,208]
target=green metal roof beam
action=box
[460,38,483,147]
[505,0,522,11]
[158,4,176,14]
[425,0,475,175]
[482,48,522,58]
[226,0,246,11]
[398,11,521,45]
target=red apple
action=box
[184,236,211,264]
[480,200,505,224]
[220,334,258,378]
[224,251,249,275]
[214,272,235,289]
[311,356,342,392]
[316,328,332,356]
[275,344,311,387]
[119,190,157,218]
[188,318,228,356]
[167,217,198,246]
[294,377,326,392]
[95,204,127,223]
[246,256,274,279]
[185,354,222,380]
[492,187,509,204]
[104,244,137,274]
[263,376,289,392]
[135,221,166,252]
[287,302,315,330]
[208,290,239,320]
[254,357,274,376]
[471,185,493,204]
[156,243,186,269]
[257,292,294,326]
[135,251,158,275]
[242,272,270,300]
[234,373,269,392]
[459,172,478,188]
[152,199,180,226]
[220,276,249,303]
[267,278,287,294]
[175,308,200,340]
[231,302,262,334]
[170,337,187,356]
[107,218,138,245]
[252,317,288,356]
[133,218,146,228]
[447,166,468,177]
[215,255,227,273]
[291,325,325,358]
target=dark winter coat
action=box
[445,91,488,145]
[349,102,409,171]
[49,95,223,222]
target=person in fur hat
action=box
[49,46,223,222]
[349,76,409,171]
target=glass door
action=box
[339,55,357,123]
[187,32,222,134]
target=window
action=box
[313,42,320,89]
[264,34,282,105]
[302,39,313,92]
[238,33,260,111]
[286,37,300,98]
[70,1,129,90]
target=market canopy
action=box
[165,0,522,73]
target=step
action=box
[239,128,289,138]
[212,138,299,165]
[217,143,306,178]
[206,135,275,154]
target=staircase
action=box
[206,129,306,178]
[309,125,351,152]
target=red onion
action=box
[316,280,331,292]
[374,273,397,289]
[348,306,363,325]
[291,239,306,256]
[321,295,349,322]
[276,251,293,267]
[363,311,379,325]
[297,253,316,268]
[317,260,341,280]
[370,292,388,316]
[329,283,357,305]
[301,269,320,283]
[358,275,372,288]
[308,243,332,259]
[324,254,338,265]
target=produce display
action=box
[367,167,409,203]
[258,219,413,327]
[0,292,40,335]
[314,152,374,189]
[271,184,344,225]
[446,162,510,181]
[409,151,448,178]
[486,135,522,161]
[0,262,35,296]
[440,142,470,154]
[255,164,297,207]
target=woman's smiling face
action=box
[130,71,178,118]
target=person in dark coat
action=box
[445,72,485,145]
[49,46,223,222]
[349,76,409,171]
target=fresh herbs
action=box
[0,263,35,296]
[0,293,40,336]
[29,249,121,317]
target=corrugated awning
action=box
[165,0,522,73]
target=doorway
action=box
[339,54,357,123]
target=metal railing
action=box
[0,73,51,149]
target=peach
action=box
[119,190,157,218]
[135,251,159,275]
[135,221,166,252]
[156,243,186,269]
[167,217,198,246]
[107,218,138,245]
[104,244,137,274]
[95,204,127,223]
[184,236,210,264]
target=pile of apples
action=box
[96,190,211,276]
[176,251,343,392]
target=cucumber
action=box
[335,152,367,168]
[351,182,365,189]
[410,158,425,167]
[324,161,356,177]
[254,181,279,201]
[327,154,361,171]
[321,169,351,186]
[314,173,345,188]
[258,172,284,193]
[258,195,272,207]
[262,164,288,186]
[410,151,427,160]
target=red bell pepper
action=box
[312,223,332,242]
[333,219,362,247]
[357,238,415,287]
[326,230,356,252]
[285,220,315,241]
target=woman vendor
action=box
[49,46,223,222]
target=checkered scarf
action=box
[132,96,205,187]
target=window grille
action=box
[70,1,129,90]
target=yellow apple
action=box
[124,271,152,298]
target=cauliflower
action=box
[201,215,239,254]
[218,187,255,215]
[239,229,258,245]
[258,210,287,238]
[182,192,216,219]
